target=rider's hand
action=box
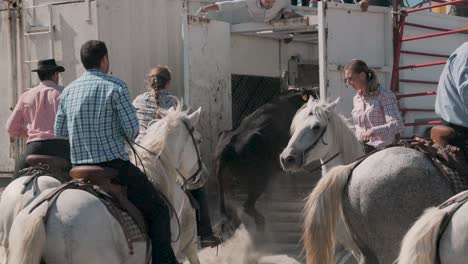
[283,11,297,18]
[360,129,374,142]
[198,6,209,13]
[358,0,369,12]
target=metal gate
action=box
[231,74,281,128]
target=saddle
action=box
[26,154,69,171]
[20,155,71,194]
[392,137,468,193]
[70,165,123,194]
[29,166,148,256]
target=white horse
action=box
[134,104,202,264]
[398,191,468,264]
[280,98,453,264]
[280,98,364,264]
[0,168,62,262]
[6,103,202,264]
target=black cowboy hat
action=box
[31,59,65,73]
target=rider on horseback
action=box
[434,42,468,159]
[133,66,221,248]
[54,40,178,264]
[6,59,70,178]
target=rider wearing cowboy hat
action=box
[6,59,71,177]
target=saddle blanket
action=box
[100,197,146,242]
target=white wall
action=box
[0,9,15,172]
[18,1,99,87]
[52,1,98,85]
[97,0,168,97]
[30,0,187,99]
[231,35,280,77]
[321,2,393,116]
[184,16,232,168]
[231,34,319,77]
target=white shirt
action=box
[216,0,290,22]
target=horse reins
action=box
[306,152,341,173]
[175,120,204,191]
[128,139,183,243]
[302,125,329,156]
[128,120,203,190]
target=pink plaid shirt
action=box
[6,81,64,143]
[351,85,403,148]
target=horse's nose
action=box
[285,155,296,164]
[280,151,299,171]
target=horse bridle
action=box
[302,125,329,157]
[175,120,204,190]
[128,119,203,190]
[301,124,340,172]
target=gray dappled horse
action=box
[280,98,453,264]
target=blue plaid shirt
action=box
[55,69,139,164]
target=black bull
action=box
[214,90,315,229]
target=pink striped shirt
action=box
[351,85,403,148]
[6,81,64,143]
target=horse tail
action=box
[14,191,34,216]
[397,207,446,264]
[303,163,354,264]
[7,202,48,264]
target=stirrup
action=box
[200,233,223,248]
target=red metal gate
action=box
[391,0,468,128]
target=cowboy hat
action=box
[31,59,65,72]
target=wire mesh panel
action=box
[231,74,281,128]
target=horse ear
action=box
[188,107,201,126]
[307,96,315,108]
[326,97,340,111]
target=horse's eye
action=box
[309,111,314,116]
[312,125,320,130]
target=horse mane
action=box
[291,99,364,164]
[138,100,189,156]
[135,100,190,197]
